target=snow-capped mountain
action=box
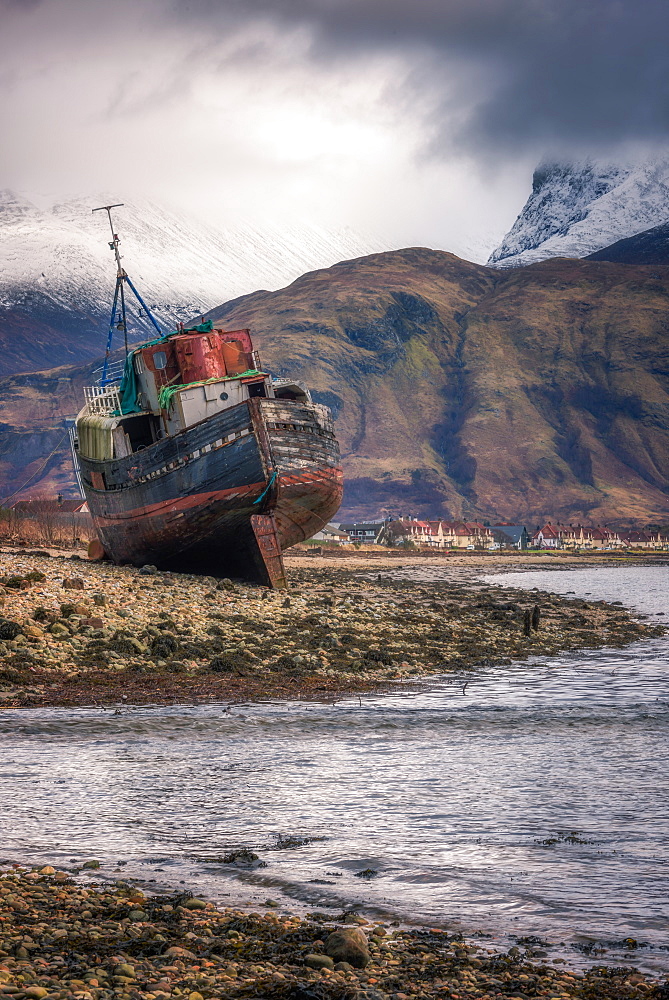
[0,190,386,375]
[0,190,387,320]
[488,157,669,267]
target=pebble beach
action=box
[0,866,664,1000]
[1,548,667,999]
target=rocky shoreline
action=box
[0,551,664,709]
[2,554,667,998]
[0,865,665,1000]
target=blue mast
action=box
[92,203,162,384]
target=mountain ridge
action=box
[0,190,385,377]
[586,221,669,265]
[489,157,669,267]
[2,248,666,527]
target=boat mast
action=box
[92,203,163,384]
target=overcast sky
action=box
[1,0,667,258]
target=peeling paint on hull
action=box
[78,397,342,587]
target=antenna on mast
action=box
[92,203,163,384]
[93,203,125,278]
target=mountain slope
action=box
[586,221,669,265]
[0,191,384,377]
[488,158,669,268]
[4,249,666,526]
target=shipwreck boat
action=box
[74,206,342,588]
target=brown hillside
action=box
[0,249,667,525]
[0,356,123,505]
[205,250,669,525]
[0,298,105,376]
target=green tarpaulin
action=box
[158,371,261,411]
[182,320,214,334]
[117,351,142,415]
[116,320,215,414]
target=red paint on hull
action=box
[80,396,342,587]
[86,464,343,585]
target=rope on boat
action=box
[253,471,277,505]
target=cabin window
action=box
[134,354,145,374]
[119,414,159,452]
[273,381,310,403]
[275,388,303,402]
[153,351,168,370]
[247,381,267,399]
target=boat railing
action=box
[92,359,125,383]
[83,385,121,416]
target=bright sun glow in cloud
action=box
[0,0,569,261]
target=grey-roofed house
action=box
[490,525,529,549]
[338,521,387,544]
[310,523,351,544]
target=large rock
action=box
[324,927,370,969]
[184,897,207,910]
[304,954,334,970]
[0,619,22,640]
[48,622,70,637]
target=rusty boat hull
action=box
[78,397,342,588]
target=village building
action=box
[378,519,496,550]
[620,529,651,548]
[490,524,529,549]
[439,520,495,549]
[310,523,351,544]
[579,526,624,548]
[531,523,668,549]
[649,529,669,548]
[531,524,562,548]
[531,523,584,549]
[338,521,387,544]
[379,517,441,547]
[558,525,583,549]
[333,516,667,552]
[619,529,669,549]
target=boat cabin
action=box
[75,324,311,462]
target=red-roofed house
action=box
[437,520,494,549]
[620,530,652,548]
[532,523,562,548]
[381,517,440,547]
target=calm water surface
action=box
[1,566,667,972]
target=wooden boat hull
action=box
[78,398,342,588]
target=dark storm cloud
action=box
[169,0,669,153]
[2,0,665,255]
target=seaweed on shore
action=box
[0,552,664,709]
[0,867,664,1000]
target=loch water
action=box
[1,566,667,973]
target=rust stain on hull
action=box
[79,398,343,588]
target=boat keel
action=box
[249,512,288,590]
